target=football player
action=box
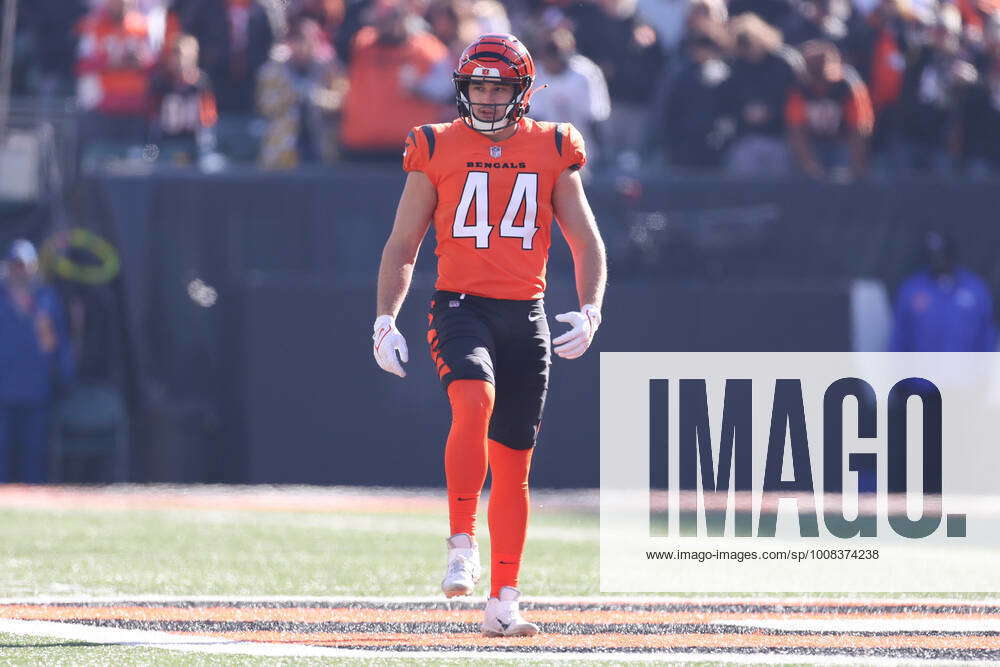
[373,33,606,637]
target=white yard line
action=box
[0,618,988,664]
[720,617,1000,632]
[0,594,997,605]
[1,595,997,664]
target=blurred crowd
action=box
[5,0,1000,178]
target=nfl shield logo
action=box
[490,146,502,159]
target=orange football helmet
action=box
[453,33,535,132]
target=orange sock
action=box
[445,380,494,537]
[487,438,533,597]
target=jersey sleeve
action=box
[402,125,430,173]
[785,90,806,128]
[842,72,874,136]
[560,123,587,172]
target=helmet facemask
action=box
[454,73,531,133]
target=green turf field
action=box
[0,632,581,667]
[0,491,602,664]
[0,488,996,665]
[0,504,597,598]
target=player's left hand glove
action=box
[553,304,601,360]
[373,314,409,377]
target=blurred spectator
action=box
[786,39,873,179]
[170,0,275,115]
[76,0,156,156]
[890,231,998,351]
[149,34,219,165]
[290,0,348,44]
[780,0,854,48]
[333,0,376,64]
[422,0,513,56]
[687,0,729,32]
[852,0,915,163]
[724,13,803,175]
[39,231,123,387]
[339,0,449,161]
[529,28,611,166]
[895,5,978,173]
[17,1,90,98]
[568,0,666,165]
[257,18,346,168]
[658,25,736,169]
[424,0,469,53]
[637,0,696,54]
[958,12,1000,174]
[728,0,795,30]
[0,240,74,483]
[137,0,175,55]
[411,0,497,103]
[469,0,514,34]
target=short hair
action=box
[730,13,783,53]
[172,33,199,57]
[683,22,732,53]
[288,16,321,41]
[800,39,841,62]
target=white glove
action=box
[552,304,601,360]
[373,314,409,377]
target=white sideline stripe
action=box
[723,618,1000,632]
[0,594,997,605]
[0,619,983,665]
[0,619,345,658]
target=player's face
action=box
[468,81,516,122]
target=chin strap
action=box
[522,83,548,114]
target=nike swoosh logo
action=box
[497,619,510,630]
[498,560,516,565]
[528,313,543,322]
[457,497,476,501]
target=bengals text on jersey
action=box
[403,117,586,301]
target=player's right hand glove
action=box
[373,314,409,377]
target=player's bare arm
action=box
[376,171,436,317]
[372,171,436,377]
[551,167,607,359]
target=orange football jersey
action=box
[403,117,586,300]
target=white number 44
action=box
[452,172,538,250]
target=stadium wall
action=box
[78,169,999,486]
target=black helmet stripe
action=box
[469,51,518,69]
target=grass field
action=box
[0,485,997,665]
[0,488,597,597]
[0,486,599,665]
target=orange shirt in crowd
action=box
[76,9,155,115]
[341,28,449,152]
[868,27,905,112]
[786,73,875,138]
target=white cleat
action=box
[441,533,481,598]
[482,586,540,637]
